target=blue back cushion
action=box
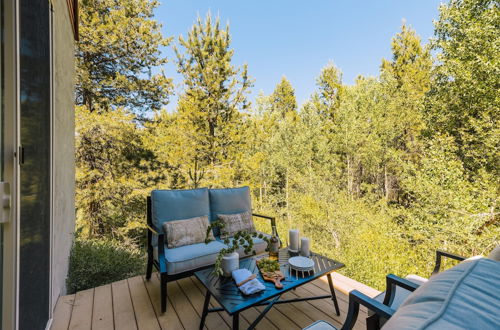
[209,187,252,236]
[151,188,210,228]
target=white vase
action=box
[221,252,239,277]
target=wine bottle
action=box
[269,225,280,261]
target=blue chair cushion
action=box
[158,240,227,275]
[303,320,337,330]
[383,258,500,329]
[151,188,210,228]
[209,187,252,236]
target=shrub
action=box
[66,238,145,294]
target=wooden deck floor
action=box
[51,272,380,330]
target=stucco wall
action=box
[51,0,76,311]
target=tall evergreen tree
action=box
[379,24,432,200]
[174,12,252,186]
[75,0,173,241]
[260,78,301,223]
[76,0,173,113]
[269,76,297,118]
[314,62,344,121]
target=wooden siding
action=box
[66,0,78,41]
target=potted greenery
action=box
[205,220,269,277]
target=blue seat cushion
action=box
[157,233,270,275]
[159,240,227,275]
[383,258,500,329]
[209,187,252,236]
[151,188,210,228]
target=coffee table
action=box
[195,249,345,330]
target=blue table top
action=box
[194,249,345,315]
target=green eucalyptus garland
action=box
[205,220,270,276]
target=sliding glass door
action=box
[18,0,51,328]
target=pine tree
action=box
[379,24,432,200]
[174,12,253,187]
[314,62,344,121]
[259,78,301,223]
[76,0,173,113]
[269,76,297,118]
[75,0,173,240]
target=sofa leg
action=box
[146,249,153,280]
[161,273,168,313]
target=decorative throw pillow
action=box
[217,211,255,239]
[162,215,214,249]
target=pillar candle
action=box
[289,229,299,251]
[300,237,310,257]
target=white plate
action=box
[288,256,314,269]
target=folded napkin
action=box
[232,269,265,295]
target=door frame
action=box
[2,0,20,329]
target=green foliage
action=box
[205,221,267,276]
[75,0,173,243]
[77,0,173,113]
[427,0,499,176]
[75,106,156,242]
[66,238,145,294]
[75,2,499,291]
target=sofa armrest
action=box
[382,274,420,306]
[341,290,395,330]
[432,250,466,276]
[147,223,164,235]
[252,213,276,227]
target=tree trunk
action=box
[285,168,290,225]
[347,156,352,195]
[384,164,389,200]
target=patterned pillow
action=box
[217,211,255,239]
[162,215,214,249]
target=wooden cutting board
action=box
[256,260,285,289]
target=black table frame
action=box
[195,249,345,330]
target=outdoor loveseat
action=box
[145,186,275,313]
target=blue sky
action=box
[156,1,442,109]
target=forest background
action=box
[69,0,499,292]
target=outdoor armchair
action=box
[303,275,418,330]
[366,249,468,329]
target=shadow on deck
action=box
[51,272,380,330]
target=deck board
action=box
[68,288,94,330]
[52,273,376,330]
[51,294,75,330]
[168,281,202,330]
[112,279,138,330]
[177,277,230,330]
[92,284,113,330]
[143,275,184,330]
[128,276,161,330]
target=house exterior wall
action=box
[51,0,76,310]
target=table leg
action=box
[199,290,211,330]
[232,312,240,330]
[327,273,341,316]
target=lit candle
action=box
[289,229,299,251]
[300,237,310,257]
